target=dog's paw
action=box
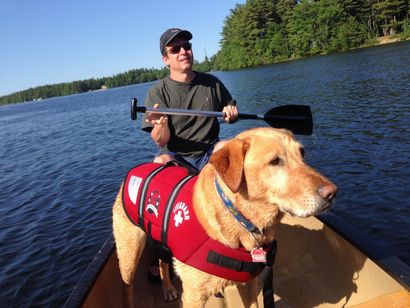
[162,284,178,302]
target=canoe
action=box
[64,212,409,307]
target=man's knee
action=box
[153,154,175,164]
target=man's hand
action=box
[146,104,168,126]
[146,103,170,147]
[222,105,239,123]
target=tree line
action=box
[213,0,410,70]
[0,68,169,106]
[1,0,409,105]
[0,62,213,106]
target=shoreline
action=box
[376,35,405,45]
[1,36,409,106]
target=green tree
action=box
[276,0,298,24]
[333,16,370,50]
[374,0,408,35]
[287,0,320,57]
[287,0,359,56]
[216,4,250,69]
[217,0,289,69]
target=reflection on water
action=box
[0,42,409,306]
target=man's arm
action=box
[142,83,171,147]
[146,104,170,147]
[214,76,239,124]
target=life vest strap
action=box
[137,165,168,228]
[161,174,196,246]
[147,237,173,264]
[206,240,277,274]
[207,250,262,273]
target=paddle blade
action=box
[264,105,313,135]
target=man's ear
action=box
[209,139,248,193]
[162,54,170,66]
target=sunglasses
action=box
[167,42,192,55]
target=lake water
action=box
[1,41,409,307]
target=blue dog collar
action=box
[215,178,261,235]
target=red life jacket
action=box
[122,162,276,282]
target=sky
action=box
[0,0,245,97]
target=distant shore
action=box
[1,35,409,106]
[376,35,406,45]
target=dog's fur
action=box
[113,127,337,307]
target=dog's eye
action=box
[269,157,280,165]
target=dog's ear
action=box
[210,139,248,193]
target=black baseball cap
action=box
[160,28,192,55]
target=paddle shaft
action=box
[130,98,313,135]
[135,106,308,121]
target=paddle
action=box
[130,98,313,135]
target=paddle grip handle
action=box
[131,98,151,120]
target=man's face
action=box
[162,37,194,72]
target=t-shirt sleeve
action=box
[216,79,236,110]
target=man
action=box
[142,28,238,171]
[141,28,239,286]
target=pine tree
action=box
[374,0,408,35]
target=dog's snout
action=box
[318,183,338,201]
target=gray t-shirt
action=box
[142,72,235,158]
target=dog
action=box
[112,127,337,307]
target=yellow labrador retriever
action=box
[113,127,337,307]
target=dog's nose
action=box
[318,183,338,201]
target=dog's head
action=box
[209,127,337,218]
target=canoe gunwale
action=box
[63,234,115,308]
